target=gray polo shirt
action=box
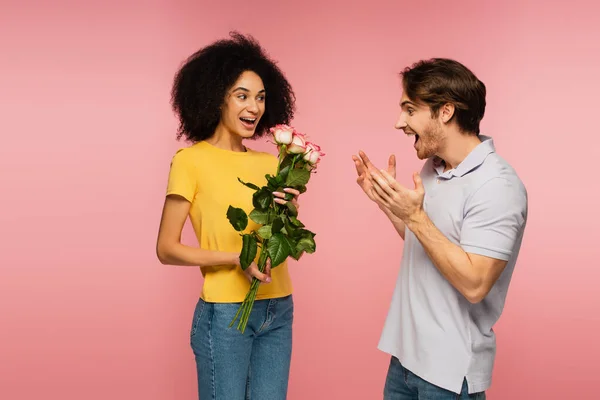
[378,136,528,394]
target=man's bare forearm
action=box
[380,205,405,240]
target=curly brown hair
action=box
[171,32,296,142]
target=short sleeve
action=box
[166,149,197,202]
[460,177,527,261]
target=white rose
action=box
[287,132,307,154]
[270,124,294,145]
[302,142,324,164]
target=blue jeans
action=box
[384,357,486,399]
[190,295,293,400]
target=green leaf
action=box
[265,174,280,191]
[266,209,277,224]
[240,234,257,270]
[280,155,294,170]
[266,173,285,188]
[296,236,316,254]
[257,225,272,240]
[283,218,298,237]
[272,216,284,234]
[237,177,259,191]
[290,216,304,228]
[299,229,316,239]
[252,187,272,210]
[290,247,303,261]
[278,165,291,182]
[286,237,300,260]
[286,202,298,217]
[226,206,248,232]
[249,209,269,224]
[267,233,292,267]
[285,168,311,187]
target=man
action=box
[353,58,528,399]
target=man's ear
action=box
[439,103,455,124]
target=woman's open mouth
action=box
[240,117,257,129]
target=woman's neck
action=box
[206,125,246,152]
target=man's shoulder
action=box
[478,152,527,193]
[466,153,528,217]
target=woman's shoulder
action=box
[171,142,277,166]
[170,141,213,160]
[248,148,277,159]
[168,145,195,166]
[248,149,280,169]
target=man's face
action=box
[395,92,446,160]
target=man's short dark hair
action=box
[401,58,486,135]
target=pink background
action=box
[2,0,599,399]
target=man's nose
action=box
[395,113,407,130]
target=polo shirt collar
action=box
[434,135,495,178]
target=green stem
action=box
[230,241,270,333]
[276,145,286,175]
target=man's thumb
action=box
[413,172,424,191]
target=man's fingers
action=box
[353,156,366,176]
[388,154,396,178]
[371,176,391,202]
[381,169,410,195]
[379,169,399,187]
[388,154,396,167]
[412,172,424,194]
[371,184,388,206]
[371,170,398,199]
[358,150,373,167]
[359,150,387,180]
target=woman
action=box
[156,32,300,399]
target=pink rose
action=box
[287,132,307,154]
[303,142,325,165]
[270,124,294,145]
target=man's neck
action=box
[439,132,482,171]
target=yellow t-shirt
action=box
[166,140,293,303]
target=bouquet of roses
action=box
[226,125,325,333]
